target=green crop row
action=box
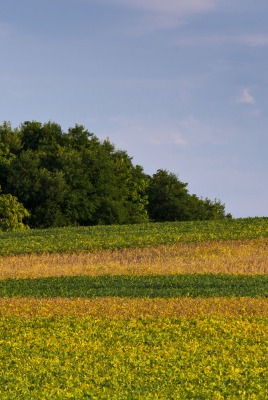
[1,274,267,298]
[1,217,268,255]
[1,317,267,399]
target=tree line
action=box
[0,121,231,231]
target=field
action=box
[0,218,268,399]
[1,217,268,256]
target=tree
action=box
[147,169,191,221]
[84,142,149,225]
[0,121,21,158]
[56,146,97,226]
[6,150,74,228]
[147,169,230,222]
[1,121,150,227]
[20,120,64,152]
[0,121,22,192]
[0,188,30,231]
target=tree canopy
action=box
[0,121,231,229]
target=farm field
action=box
[1,238,268,279]
[1,317,267,399]
[0,218,268,399]
[1,217,268,256]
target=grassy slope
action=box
[1,217,268,255]
[1,218,268,398]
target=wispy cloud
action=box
[176,34,268,47]
[238,34,268,47]
[105,114,232,152]
[127,14,185,35]
[236,88,255,105]
[106,0,218,14]
[97,0,218,33]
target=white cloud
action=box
[236,88,255,105]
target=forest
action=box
[0,121,231,230]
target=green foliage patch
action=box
[1,217,268,256]
[1,274,267,298]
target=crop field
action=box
[1,317,267,399]
[1,238,268,279]
[1,217,268,256]
[0,218,268,399]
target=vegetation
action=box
[1,238,267,279]
[0,217,267,256]
[1,317,267,399]
[0,146,267,399]
[147,169,229,221]
[0,188,29,232]
[0,120,230,229]
[0,274,267,298]
[1,297,267,318]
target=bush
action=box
[0,192,30,231]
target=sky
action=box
[1,0,268,218]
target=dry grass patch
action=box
[1,238,267,279]
[0,297,267,318]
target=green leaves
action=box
[1,274,267,298]
[0,191,29,232]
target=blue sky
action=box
[1,0,267,217]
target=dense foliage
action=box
[2,303,267,399]
[0,188,29,231]
[1,317,267,399]
[1,274,267,298]
[0,120,230,229]
[147,169,229,221]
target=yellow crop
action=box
[0,297,267,318]
[1,238,267,279]
[1,317,267,399]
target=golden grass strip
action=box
[1,238,267,279]
[1,297,267,318]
